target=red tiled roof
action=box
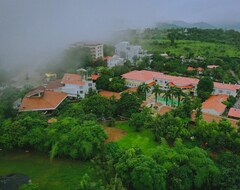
[46,79,63,90]
[148,81,156,87]
[187,66,195,71]
[192,111,238,127]
[99,90,121,100]
[214,82,240,91]
[61,73,85,85]
[122,70,163,82]
[19,91,67,111]
[91,74,100,81]
[122,70,240,92]
[228,108,240,119]
[197,67,203,72]
[202,95,228,114]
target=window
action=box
[88,83,92,87]
[80,91,83,94]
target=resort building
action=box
[121,70,240,97]
[46,73,96,98]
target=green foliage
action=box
[76,174,105,190]
[194,118,240,152]
[48,120,107,160]
[115,148,166,190]
[148,113,189,143]
[103,44,115,56]
[82,94,116,118]
[112,65,130,77]
[153,139,219,190]
[213,152,240,189]
[137,83,150,100]
[93,58,107,68]
[96,75,111,90]
[152,84,164,102]
[129,108,153,131]
[117,92,142,118]
[109,77,126,92]
[223,95,236,108]
[197,77,214,102]
[19,183,40,190]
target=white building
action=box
[47,73,96,98]
[107,55,125,68]
[115,41,146,62]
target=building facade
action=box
[122,70,240,97]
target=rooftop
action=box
[46,79,63,90]
[99,90,121,100]
[228,108,240,119]
[19,91,67,111]
[61,73,85,85]
[202,94,228,114]
[121,70,163,82]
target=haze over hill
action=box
[0,0,240,70]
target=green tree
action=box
[137,83,150,100]
[148,113,188,143]
[76,174,105,190]
[117,92,142,118]
[109,77,126,92]
[82,94,116,118]
[129,108,153,131]
[115,148,166,190]
[152,84,163,103]
[162,89,171,106]
[197,77,214,102]
[96,75,111,90]
[153,139,219,190]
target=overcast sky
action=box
[0,0,240,67]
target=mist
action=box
[0,0,240,70]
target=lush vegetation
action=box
[1,27,240,189]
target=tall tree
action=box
[152,84,163,103]
[137,83,150,100]
[197,77,214,102]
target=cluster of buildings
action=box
[19,71,98,112]
[121,70,240,119]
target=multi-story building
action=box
[47,73,96,98]
[115,41,146,62]
[83,43,103,60]
[122,70,240,97]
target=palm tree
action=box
[137,83,150,100]
[152,84,163,103]
[162,90,171,106]
[168,86,178,106]
[175,88,185,106]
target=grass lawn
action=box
[140,39,240,57]
[115,122,160,156]
[0,151,100,190]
